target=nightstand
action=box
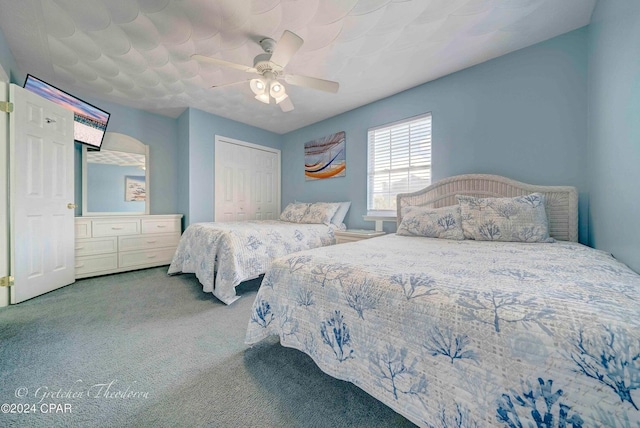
[334,229,386,244]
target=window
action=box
[367,113,432,213]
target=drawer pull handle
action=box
[146,240,157,244]
[75,263,85,268]
[156,225,167,228]
[75,246,85,250]
[147,255,157,259]
[111,226,124,230]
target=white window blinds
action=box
[367,113,432,212]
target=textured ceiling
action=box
[88,149,145,167]
[0,0,596,134]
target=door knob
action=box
[67,203,77,209]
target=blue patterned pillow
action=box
[397,205,465,240]
[457,193,554,242]
[301,202,341,225]
[279,203,310,223]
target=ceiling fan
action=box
[192,30,339,112]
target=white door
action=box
[0,80,8,307]
[251,148,278,220]
[214,136,280,222]
[10,84,75,303]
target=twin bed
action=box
[243,175,640,427]
[168,220,338,304]
[168,200,350,304]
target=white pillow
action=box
[330,201,351,226]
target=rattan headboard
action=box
[396,174,578,242]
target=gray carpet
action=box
[0,267,415,427]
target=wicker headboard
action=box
[396,174,578,242]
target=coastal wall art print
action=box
[304,131,346,180]
[125,175,146,202]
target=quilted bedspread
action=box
[168,220,336,304]
[245,234,640,427]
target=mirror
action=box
[82,132,150,216]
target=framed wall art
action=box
[304,131,346,180]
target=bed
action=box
[245,174,640,427]
[168,201,349,304]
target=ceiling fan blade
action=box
[210,80,250,89]
[284,74,339,93]
[191,54,257,73]
[270,30,303,68]
[278,96,294,112]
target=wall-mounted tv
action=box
[23,74,110,150]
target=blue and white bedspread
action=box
[168,220,336,304]
[245,234,640,427]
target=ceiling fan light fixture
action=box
[250,78,270,104]
[270,81,288,104]
[250,78,267,95]
[272,90,289,104]
[254,93,270,104]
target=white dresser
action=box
[74,215,182,279]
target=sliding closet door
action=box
[214,137,280,222]
[215,140,251,221]
[251,148,278,220]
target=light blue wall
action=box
[87,164,145,212]
[282,28,589,241]
[179,108,281,225]
[0,27,21,83]
[587,0,640,272]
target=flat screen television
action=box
[23,74,110,150]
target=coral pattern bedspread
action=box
[245,234,640,427]
[168,220,336,304]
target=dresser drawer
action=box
[119,248,176,268]
[75,237,117,256]
[119,233,180,252]
[92,219,140,237]
[75,253,118,276]
[141,218,180,234]
[75,220,92,238]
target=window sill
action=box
[363,213,397,232]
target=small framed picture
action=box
[125,175,146,202]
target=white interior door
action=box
[0,79,8,307]
[214,136,280,222]
[10,84,75,303]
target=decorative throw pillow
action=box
[279,202,310,223]
[396,205,465,240]
[301,202,341,225]
[457,193,554,242]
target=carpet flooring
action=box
[0,267,415,427]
